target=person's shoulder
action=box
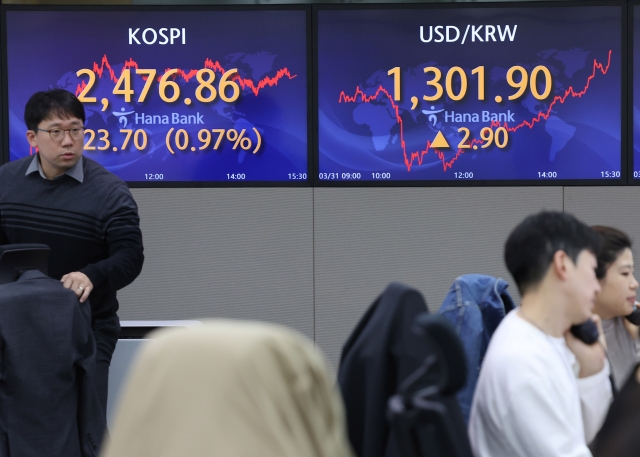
[0,156,33,178]
[482,311,552,371]
[486,311,537,346]
[82,156,128,189]
[81,157,138,214]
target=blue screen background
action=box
[6,9,308,183]
[317,6,622,182]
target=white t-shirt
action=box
[468,310,612,457]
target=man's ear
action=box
[26,130,38,148]
[551,250,570,281]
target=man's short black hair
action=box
[24,89,85,131]
[504,211,601,295]
[592,226,632,280]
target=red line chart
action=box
[338,50,612,172]
[75,54,297,98]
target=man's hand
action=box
[565,315,607,378]
[61,272,93,303]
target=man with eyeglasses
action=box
[0,89,144,444]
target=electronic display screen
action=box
[3,8,309,184]
[316,4,623,183]
[633,4,640,181]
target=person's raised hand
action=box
[61,271,93,303]
[565,315,607,378]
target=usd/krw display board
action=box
[316,4,623,183]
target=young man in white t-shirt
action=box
[469,211,613,457]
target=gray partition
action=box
[108,339,145,428]
[107,320,202,429]
[118,188,314,340]
[313,187,563,367]
[116,186,569,369]
[565,187,640,245]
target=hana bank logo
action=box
[113,108,135,128]
[422,106,444,126]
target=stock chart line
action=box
[75,55,297,98]
[338,50,612,172]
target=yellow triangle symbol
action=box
[431,131,450,149]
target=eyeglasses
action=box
[36,127,85,141]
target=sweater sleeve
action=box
[80,184,144,292]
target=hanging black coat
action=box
[0,270,104,457]
[592,363,640,457]
[337,282,430,457]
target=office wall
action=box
[118,188,315,339]
[565,187,640,242]
[117,185,587,368]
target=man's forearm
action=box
[81,244,144,292]
[83,190,144,292]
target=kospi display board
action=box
[2,7,310,185]
[316,3,625,184]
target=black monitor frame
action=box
[628,1,640,184]
[0,4,313,188]
[312,1,628,187]
[1,2,632,187]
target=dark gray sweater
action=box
[0,155,144,321]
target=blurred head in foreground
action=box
[101,321,354,457]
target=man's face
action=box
[26,115,84,179]
[566,250,601,324]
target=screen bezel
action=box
[628,1,640,185]
[312,1,628,187]
[0,4,313,188]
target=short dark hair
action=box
[504,211,601,295]
[592,226,632,280]
[24,89,85,131]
